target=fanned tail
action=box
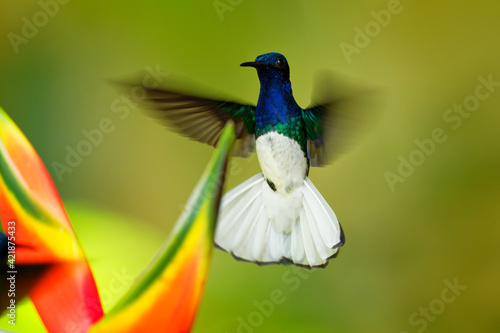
[215,173,345,268]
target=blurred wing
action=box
[302,105,327,166]
[302,72,380,166]
[139,86,256,157]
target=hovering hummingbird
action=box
[138,52,351,268]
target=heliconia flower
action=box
[1,104,235,332]
[0,106,103,332]
[90,121,236,333]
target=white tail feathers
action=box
[215,173,344,268]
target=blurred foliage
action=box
[1,0,499,332]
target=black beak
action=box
[240,61,262,68]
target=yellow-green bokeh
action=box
[1,1,499,332]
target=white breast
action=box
[255,132,308,192]
[255,132,308,233]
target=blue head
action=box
[241,52,302,136]
[241,52,291,90]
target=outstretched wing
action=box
[302,72,379,166]
[302,105,327,166]
[135,85,256,157]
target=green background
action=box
[1,0,499,332]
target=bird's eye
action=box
[275,58,284,68]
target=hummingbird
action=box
[137,52,347,268]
